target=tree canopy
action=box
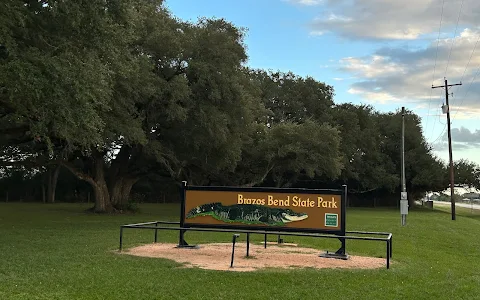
[1,0,474,211]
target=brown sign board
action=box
[181,186,346,235]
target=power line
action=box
[429,93,455,145]
[429,92,456,145]
[452,65,480,120]
[425,0,446,141]
[458,34,480,85]
[450,31,480,120]
[443,0,465,77]
[431,123,447,145]
[429,0,464,143]
[429,88,445,142]
[432,78,462,221]
[430,0,464,142]
[430,90,458,145]
[431,0,446,87]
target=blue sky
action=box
[165,0,480,165]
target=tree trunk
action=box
[92,152,113,213]
[106,145,140,211]
[92,181,111,213]
[42,172,46,203]
[42,184,46,203]
[47,165,61,203]
[110,177,139,210]
[61,151,113,213]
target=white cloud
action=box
[286,0,322,6]
[450,106,480,120]
[309,30,325,36]
[450,127,480,144]
[347,88,398,104]
[433,126,480,151]
[340,56,406,78]
[284,0,480,121]
[337,28,480,115]
[326,13,351,22]
[332,76,357,81]
[306,0,480,40]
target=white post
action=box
[400,107,408,226]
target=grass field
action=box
[433,203,480,218]
[0,203,479,300]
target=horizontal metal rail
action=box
[346,230,392,236]
[127,221,390,234]
[126,221,179,227]
[124,221,159,227]
[118,223,393,269]
[121,225,389,241]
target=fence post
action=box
[386,240,390,269]
[230,234,240,268]
[119,227,124,251]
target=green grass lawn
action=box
[0,203,479,300]
[433,203,480,219]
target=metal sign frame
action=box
[178,182,348,258]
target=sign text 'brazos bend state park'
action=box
[237,193,338,208]
[184,190,343,231]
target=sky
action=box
[164,0,480,166]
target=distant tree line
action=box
[1,0,479,211]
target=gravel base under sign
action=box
[121,242,387,272]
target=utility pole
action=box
[432,78,462,221]
[400,107,407,226]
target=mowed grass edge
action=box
[0,203,479,300]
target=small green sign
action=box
[325,213,338,227]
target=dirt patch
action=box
[120,242,387,272]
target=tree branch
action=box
[0,157,58,168]
[349,187,378,194]
[60,160,97,187]
[240,162,275,188]
[0,124,30,135]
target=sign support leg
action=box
[319,185,349,260]
[319,236,349,260]
[176,181,198,249]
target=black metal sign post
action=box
[177,181,187,247]
[230,234,240,268]
[176,181,198,248]
[319,184,348,259]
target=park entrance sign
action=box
[183,187,345,234]
[179,183,348,259]
[119,182,394,269]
